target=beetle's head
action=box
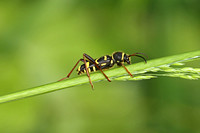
[123,54,131,64]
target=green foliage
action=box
[0,50,199,104]
[116,59,200,81]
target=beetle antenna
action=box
[128,53,148,63]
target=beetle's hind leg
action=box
[58,59,84,81]
[82,54,94,89]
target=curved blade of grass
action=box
[0,50,200,104]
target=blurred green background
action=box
[0,0,200,133]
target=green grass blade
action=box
[0,50,200,104]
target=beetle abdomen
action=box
[77,55,113,75]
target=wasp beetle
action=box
[58,52,147,89]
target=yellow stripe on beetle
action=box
[77,66,81,71]
[93,66,96,71]
[101,63,107,66]
[86,62,91,72]
[104,56,107,61]
[95,59,99,64]
[110,60,113,64]
[121,52,125,61]
[86,62,90,68]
